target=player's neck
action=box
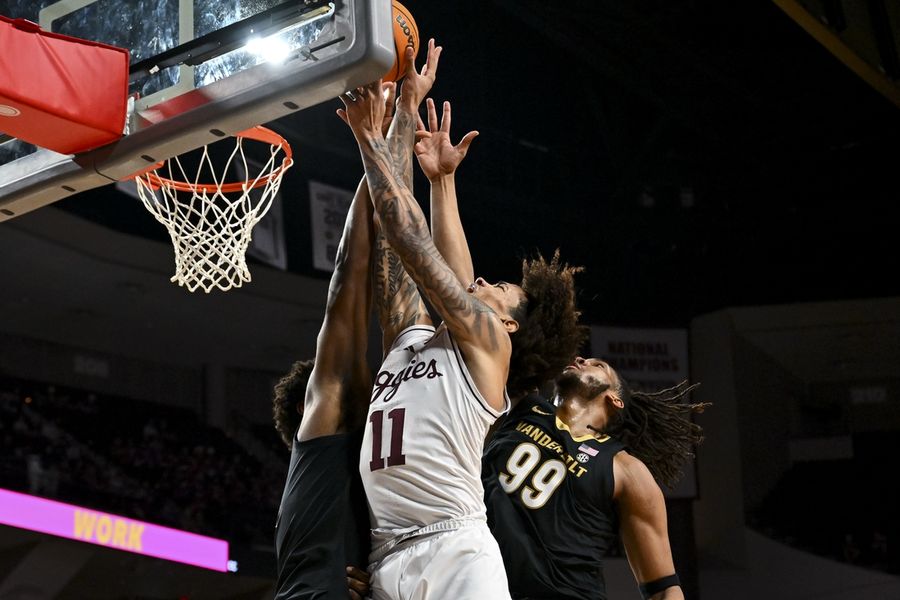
[556,395,610,437]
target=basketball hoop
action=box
[130,126,293,293]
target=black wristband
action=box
[639,574,680,599]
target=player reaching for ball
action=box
[412,97,586,402]
[272,5,423,596]
[341,41,514,600]
[340,38,588,598]
[272,81,408,600]
[271,174,373,599]
[413,99,709,600]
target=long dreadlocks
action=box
[604,379,711,488]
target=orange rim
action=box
[134,126,293,194]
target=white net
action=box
[133,128,292,293]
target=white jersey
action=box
[360,325,509,536]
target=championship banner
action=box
[590,326,688,388]
[0,488,230,571]
[309,180,354,272]
[590,326,697,498]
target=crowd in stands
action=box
[6,377,896,575]
[0,378,287,547]
[1,387,139,517]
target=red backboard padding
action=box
[0,16,130,155]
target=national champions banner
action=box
[590,326,697,498]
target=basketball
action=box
[384,1,419,82]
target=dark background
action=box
[35,0,900,328]
[355,0,900,327]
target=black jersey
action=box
[483,394,625,600]
[275,432,369,599]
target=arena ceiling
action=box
[402,0,900,327]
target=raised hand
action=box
[340,81,386,138]
[397,38,442,111]
[337,81,396,137]
[414,98,478,182]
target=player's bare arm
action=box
[372,226,431,356]
[341,80,432,355]
[393,41,476,286]
[415,97,478,286]
[358,90,507,352]
[297,175,376,442]
[375,73,432,354]
[361,107,510,410]
[385,42,495,358]
[341,50,511,411]
[614,451,685,600]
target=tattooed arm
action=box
[372,218,432,357]
[298,176,375,441]
[342,79,511,411]
[372,77,432,355]
[339,79,432,355]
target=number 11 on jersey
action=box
[369,408,407,471]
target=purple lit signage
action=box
[0,488,229,571]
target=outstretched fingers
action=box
[457,130,479,155]
[420,38,442,79]
[404,38,442,82]
[337,79,387,135]
[429,99,478,152]
[427,98,439,132]
[415,113,432,141]
[440,100,451,133]
[360,81,380,98]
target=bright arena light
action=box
[245,35,291,64]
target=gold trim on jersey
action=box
[554,416,612,443]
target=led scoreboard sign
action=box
[0,488,230,572]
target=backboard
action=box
[0,0,395,222]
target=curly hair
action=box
[506,250,588,398]
[272,359,315,449]
[605,378,711,488]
